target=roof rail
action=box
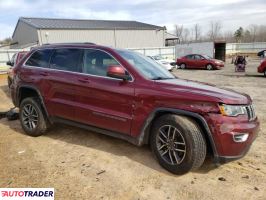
[42,42,96,46]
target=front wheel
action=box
[206,64,213,70]
[150,114,207,175]
[264,71,266,77]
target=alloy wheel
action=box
[22,104,39,130]
[180,64,186,69]
[206,64,213,70]
[156,125,186,165]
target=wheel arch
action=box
[18,85,50,121]
[138,108,218,160]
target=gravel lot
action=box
[0,60,265,200]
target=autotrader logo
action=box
[0,188,54,200]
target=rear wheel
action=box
[180,63,186,69]
[206,64,213,70]
[19,97,49,137]
[150,114,207,175]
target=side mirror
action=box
[107,65,130,81]
[6,61,13,66]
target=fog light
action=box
[233,133,249,143]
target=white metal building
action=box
[11,17,166,49]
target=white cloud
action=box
[0,0,265,40]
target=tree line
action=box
[174,22,266,44]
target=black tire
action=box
[206,64,213,70]
[264,71,266,77]
[150,114,206,175]
[180,63,186,69]
[19,97,49,137]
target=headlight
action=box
[219,104,245,116]
[215,61,221,64]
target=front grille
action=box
[245,105,256,121]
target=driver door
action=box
[74,49,135,135]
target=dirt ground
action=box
[0,59,265,200]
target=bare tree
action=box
[174,24,183,39]
[192,24,201,42]
[223,31,234,43]
[182,28,190,43]
[248,24,258,42]
[208,21,222,41]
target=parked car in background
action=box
[11,43,259,175]
[176,54,224,70]
[148,55,175,71]
[257,59,266,77]
[257,50,266,58]
[6,51,28,88]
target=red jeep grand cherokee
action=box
[10,44,259,174]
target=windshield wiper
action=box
[151,77,175,80]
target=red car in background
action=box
[257,59,266,77]
[176,54,224,70]
[6,51,28,88]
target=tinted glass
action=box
[50,48,83,72]
[25,49,52,67]
[194,55,202,60]
[83,49,119,77]
[186,55,194,59]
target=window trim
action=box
[23,47,134,82]
[24,48,53,68]
[49,48,84,73]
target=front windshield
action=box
[116,50,175,80]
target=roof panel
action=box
[20,17,164,30]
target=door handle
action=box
[78,78,90,83]
[39,72,49,76]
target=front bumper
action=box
[214,63,224,69]
[205,113,260,163]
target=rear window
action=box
[50,48,83,72]
[25,49,52,68]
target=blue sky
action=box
[0,0,265,40]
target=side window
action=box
[50,48,83,72]
[10,54,16,65]
[186,55,193,59]
[83,49,119,77]
[194,55,201,60]
[25,49,52,68]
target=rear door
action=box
[45,48,83,120]
[74,49,135,134]
[185,55,194,68]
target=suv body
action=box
[10,44,259,174]
[176,54,224,70]
[6,51,28,88]
[257,59,266,77]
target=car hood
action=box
[210,58,223,63]
[154,78,251,105]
